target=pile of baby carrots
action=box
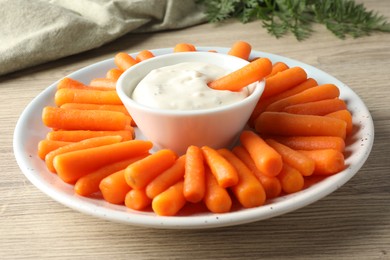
[38,41,353,216]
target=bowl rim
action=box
[116,52,265,116]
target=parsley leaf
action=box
[197,0,390,40]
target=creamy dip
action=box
[131,62,249,110]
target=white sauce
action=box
[131,62,249,110]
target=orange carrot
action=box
[114,52,138,71]
[208,57,272,92]
[57,77,85,89]
[145,155,186,199]
[255,112,347,139]
[173,43,196,52]
[53,140,152,184]
[125,189,152,210]
[277,164,305,194]
[46,129,134,142]
[239,130,283,177]
[265,139,315,177]
[135,50,155,62]
[271,136,345,152]
[60,103,131,117]
[106,68,123,81]
[283,98,347,115]
[262,67,307,98]
[266,84,340,112]
[99,169,131,204]
[183,146,205,203]
[249,78,318,126]
[266,62,289,78]
[218,149,266,208]
[298,149,345,175]
[54,88,122,106]
[42,107,131,131]
[45,135,122,173]
[152,181,186,216]
[89,78,117,89]
[227,41,252,60]
[57,77,113,91]
[37,140,73,160]
[232,146,282,199]
[326,109,353,136]
[75,155,148,196]
[125,149,177,189]
[203,167,232,213]
[201,146,238,188]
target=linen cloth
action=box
[0,0,206,75]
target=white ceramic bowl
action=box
[116,52,265,155]
[13,47,374,229]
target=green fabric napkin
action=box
[0,0,206,76]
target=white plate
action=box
[13,47,374,229]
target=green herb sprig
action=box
[197,0,390,41]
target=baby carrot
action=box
[298,149,345,175]
[255,112,347,139]
[99,169,131,204]
[266,84,340,112]
[262,67,307,98]
[135,50,155,62]
[57,77,114,91]
[265,139,315,177]
[277,164,305,194]
[173,43,196,52]
[203,168,232,213]
[283,98,347,115]
[106,68,123,81]
[57,77,85,89]
[145,155,186,199]
[266,62,289,78]
[37,140,73,160]
[183,146,205,203]
[60,103,135,127]
[114,52,138,71]
[201,146,238,188]
[218,149,266,208]
[208,57,272,92]
[227,41,252,60]
[249,78,318,126]
[326,109,353,136]
[125,149,177,189]
[232,146,282,199]
[89,78,116,89]
[53,140,153,184]
[240,130,283,177]
[54,88,122,106]
[60,103,131,116]
[125,189,152,210]
[75,155,148,196]
[42,107,131,131]
[271,136,345,152]
[46,129,134,142]
[45,135,123,173]
[152,181,186,216]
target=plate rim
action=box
[13,47,375,229]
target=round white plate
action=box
[13,47,374,229]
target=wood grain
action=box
[1,1,389,259]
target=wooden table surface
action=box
[1,1,389,259]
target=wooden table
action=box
[1,1,389,259]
